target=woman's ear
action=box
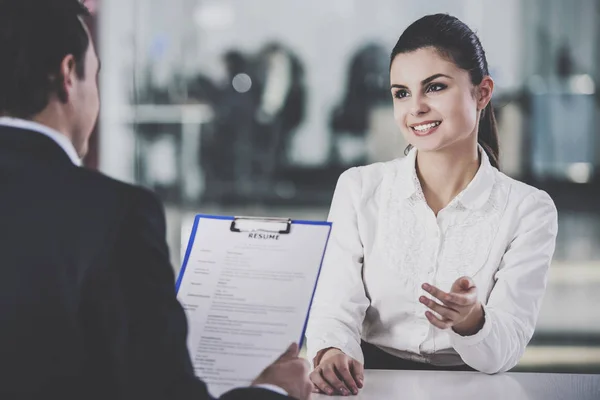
[477,76,494,110]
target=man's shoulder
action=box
[66,168,164,222]
[73,167,159,202]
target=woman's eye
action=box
[426,83,446,93]
[393,89,409,99]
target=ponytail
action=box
[477,101,500,169]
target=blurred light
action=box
[148,137,177,185]
[527,75,547,95]
[568,74,595,95]
[566,163,593,183]
[232,74,252,93]
[193,3,235,30]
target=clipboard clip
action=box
[230,216,292,234]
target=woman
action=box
[305,13,558,396]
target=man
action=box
[0,1,312,399]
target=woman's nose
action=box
[409,95,430,116]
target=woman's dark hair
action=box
[391,13,499,168]
[0,0,91,118]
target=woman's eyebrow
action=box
[391,73,453,90]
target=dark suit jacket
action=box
[0,126,290,400]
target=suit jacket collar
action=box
[0,118,81,166]
[0,125,77,168]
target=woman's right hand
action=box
[310,348,364,396]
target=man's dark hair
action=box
[0,0,91,118]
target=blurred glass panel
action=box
[530,89,596,181]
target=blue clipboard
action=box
[176,214,332,349]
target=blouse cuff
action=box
[449,304,493,347]
[308,336,364,368]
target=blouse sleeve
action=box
[305,168,371,365]
[449,190,558,373]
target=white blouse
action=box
[305,147,558,374]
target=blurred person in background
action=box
[209,50,258,194]
[252,42,306,191]
[329,43,390,167]
[306,13,558,396]
[0,1,311,399]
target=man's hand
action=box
[252,343,313,400]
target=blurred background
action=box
[84,0,600,373]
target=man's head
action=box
[0,0,100,158]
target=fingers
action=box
[449,276,476,294]
[304,380,315,399]
[350,360,364,388]
[425,310,452,330]
[419,296,460,321]
[335,362,359,395]
[310,363,355,396]
[458,276,475,290]
[422,283,451,303]
[310,352,364,396]
[276,342,299,363]
[321,363,353,396]
[446,291,477,307]
[310,369,334,396]
[297,359,313,400]
[422,279,480,331]
[422,281,477,307]
[311,382,322,394]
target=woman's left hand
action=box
[419,276,485,336]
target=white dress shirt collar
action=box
[397,144,495,210]
[0,117,81,166]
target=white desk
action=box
[312,370,600,399]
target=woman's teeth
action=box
[413,121,441,132]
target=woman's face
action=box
[390,47,492,153]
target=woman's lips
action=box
[410,121,441,137]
